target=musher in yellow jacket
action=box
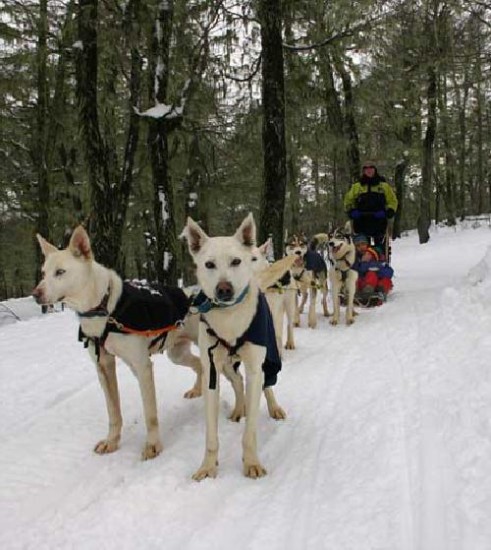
[344,160,398,244]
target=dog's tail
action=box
[310,233,329,251]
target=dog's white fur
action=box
[324,229,358,326]
[253,240,297,354]
[33,226,203,460]
[182,214,283,480]
[285,234,329,328]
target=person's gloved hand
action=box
[373,210,386,219]
[386,208,395,219]
[349,209,361,219]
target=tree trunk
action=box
[418,64,437,244]
[474,26,484,215]
[115,0,142,277]
[36,0,50,256]
[333,56,360,181]
[438,73,456,225]
[319,51,349,222]
[392,156,408,239]
[452,67,470,219]
[287,152,299,236]
[76,0,119,268]
[147,0,178,285]
[257,0,287,258]
[182,132,209,283]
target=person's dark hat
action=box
[353,234,369,245]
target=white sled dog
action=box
[253,240,297,354]
[285,233,329,328]
[33,226,203,460]
[325,228,358,326]
[182,214,284,480]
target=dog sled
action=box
[338,287,388,309]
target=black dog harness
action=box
[79,281,190,358]
[268,270,292,292]
[192,290,282,390]
[331,252,355,283]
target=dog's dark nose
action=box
[329,241,335,247]
[32,287,43,304]
[295,250,302,256]
[215,281,234,302]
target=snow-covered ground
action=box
[1,223,491,550]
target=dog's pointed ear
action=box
[234,213,256,247]
[180,217,209,255]
[36,234,58,257]
[69,225,93,260]
[257,237,271,257]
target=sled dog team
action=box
[33,215,361,480]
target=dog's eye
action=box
[231,258,241,267]
[251,257,257,262]
[55,268,66,277]
[204,261,216,269]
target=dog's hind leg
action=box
[92,349,122,454]
[223,360,245,422]
[240,343,267,478]
[298,289,308,315]
[166,338,203,399]
[264,387,286,420]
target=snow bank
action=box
[0,296,45,327]
[467,245,491,286]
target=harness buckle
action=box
[107,316,124,331]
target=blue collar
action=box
[191,285,250,314]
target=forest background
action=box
[1,0,490,299]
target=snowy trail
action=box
[1,225,491,550]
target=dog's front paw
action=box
[346,317,355,326]
[308,320,317,329]
[141,441,163,460]
[269,405,287,420]
[285,341,295,350]
[243,462,267,479]
[94,438,119,454]
[183,386,201,399]
[330,318,339,326]
[192,462,218,481]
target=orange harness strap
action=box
[107,317,180,339]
